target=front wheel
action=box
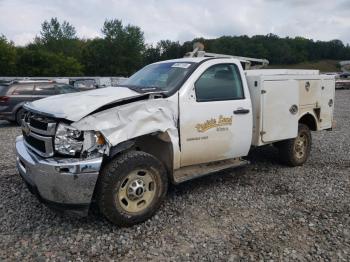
[97,151,168,227]
[277,124,312,166]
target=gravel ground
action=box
[0,90,349,261]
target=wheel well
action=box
[108,133,174,176]
[299,113,317,131]
[14,104,25,117]
[13,106,25,123]
[133,133,174,175]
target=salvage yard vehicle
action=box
[15,47,335,226]
[335,73,350,89]
[0,80,78,125]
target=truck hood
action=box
[25,87,143,121]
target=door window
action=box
[11,84,34,95]
[34,84,58,95]
[195,64,244,102]
[55,84,79,94]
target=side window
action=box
[34,84,58,95]
[11,84,34,95]
[54,84,78,94]
[195,64,244,102]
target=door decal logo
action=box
[195,115,232,133]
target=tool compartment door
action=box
[261,80,299,143]
[320,79,335,129]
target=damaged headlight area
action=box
[55,123,84,156]
[54,123,108,157]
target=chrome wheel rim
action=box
[116,169,157,213]
[294,133,308,159]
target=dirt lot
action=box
[0,91,349,261]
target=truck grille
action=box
[22,112,57,157]
[29,117,48,130]
[23,133,46,152]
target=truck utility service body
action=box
[15,55,335,226]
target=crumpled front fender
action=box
[72,98,180,169]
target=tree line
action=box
[1,17,350,77]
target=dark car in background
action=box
[0,80,78,125]
[336,73,350,89]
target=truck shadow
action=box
[167,145,282,197]
[246,145,281,165]
[13,145,283,229]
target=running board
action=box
[173,158,249,184]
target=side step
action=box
[173,158,249,184]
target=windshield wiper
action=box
[122,85,167,95]
[140,86,163,92]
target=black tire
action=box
[15,108,26,126]
[277,124,312,166]
[97,150,168,227]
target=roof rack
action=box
[0,79,55,85]
[16,79,54,83]
[184,43,269,70]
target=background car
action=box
[0,80,79,125]
[336,72,350,89]
[69,78,98,91]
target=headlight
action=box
[54,123,107,157]
[55,123,84,156]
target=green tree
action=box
[142,44,161,65]
[3,17,350,77]
[156,40,185,61]
[82,19,145,76]
[81,38,108,75]
[0,35,17,76]
[40,17,77,42]
[32,17,82,60]
[16,48,83,76]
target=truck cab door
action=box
[179,60,253,167]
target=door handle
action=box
[233,108,250,114]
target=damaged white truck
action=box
[15,48,335,226]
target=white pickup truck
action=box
[15,49,335,226]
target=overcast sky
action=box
[0,0,349,46]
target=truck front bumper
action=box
[15,136,103,216]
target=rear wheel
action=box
[97,151,168,227]
[277,124,312,166]
[15,108,26,126]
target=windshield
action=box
[123,62,195,93]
